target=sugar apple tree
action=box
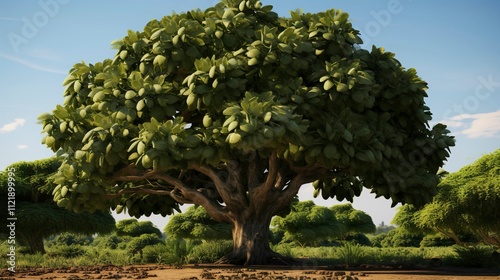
[39,0,454,264]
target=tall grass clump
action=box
[336,242,367,266]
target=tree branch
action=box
[191,162,247,211]
[275,173,311,212]
[263,151,279,191]
[106,187,171,198]
[109,164,158,182]
[152,172,231,223]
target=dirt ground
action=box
[3,265,500,280]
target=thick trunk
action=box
[217,211,295,266]
[21,234,45,254]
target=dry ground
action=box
[2,265,500,280]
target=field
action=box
[2,244,499,279]
[3,264,500,280]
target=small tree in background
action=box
[394,149,500,247]
[39,0,454,264]
[330,203,375,240]
[116,218,163,239]
[165,206,232,241]
[0,158,115,254]
[272,201,343,246]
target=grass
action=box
[2,242,496,269]
[279,244,456,267]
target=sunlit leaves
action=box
[40,0,454,217]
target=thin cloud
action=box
[0,17,20,21]
[0,52,66,74]
[17,145,28,150]
[444,110,500,139]
[27,48,64,62]
[0,118,26,133]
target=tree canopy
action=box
[393,149,500,247]
[115,218,163,239]
[165,206,232,241]
[330,203,376,239]
[0,158,115,254]
[271,201,342,246]
[38,0,454,264]
[271,201,375,246]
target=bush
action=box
[47,233,94,247]
[369,233,387,248]
[47,245,86,258]
[420,234,455,247]
[187,241,232,263]
[345,233,372,246]
[142,244,171,264]
[452,245,498,268]
[126,233,164,256]
[93,234,130,250]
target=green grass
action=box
[2,242,496,269]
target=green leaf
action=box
[93,91,105,102]
[324,80,334,91]
[125,90,137,99]
[336,83,348,92]
[323,144,338,159]
[153,55,166,66]
[227,133,241,144]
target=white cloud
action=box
[0,52,66,74]
[444,110,500,139]
[26,48,64,62]
[17,145,28,150]
[0,118,26,133]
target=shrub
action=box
[452,245,498,268]
[93,234,131,250]
[126,233,164,256]
[369,233,387,248]
[187,241,232,263]
[420,234,455,247]
[345,233,372,246]
[272,243,293,258]
[142,244,171,264]
[47,245,86,258]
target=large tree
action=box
[0,159,115,254]
[393,149,500,247]
[38,0,454,264]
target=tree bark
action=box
[21,233,45,254]
[216,209,295,266]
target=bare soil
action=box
[2,264,500,280]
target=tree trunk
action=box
[21,233,46,254]
[216,210,294,266]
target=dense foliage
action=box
[38,0,453,264]
[393,149,500,247]
[271,201,375,246]
[0,159,115,254]
[165,206,232,240]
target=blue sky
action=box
[1,0,499,231]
